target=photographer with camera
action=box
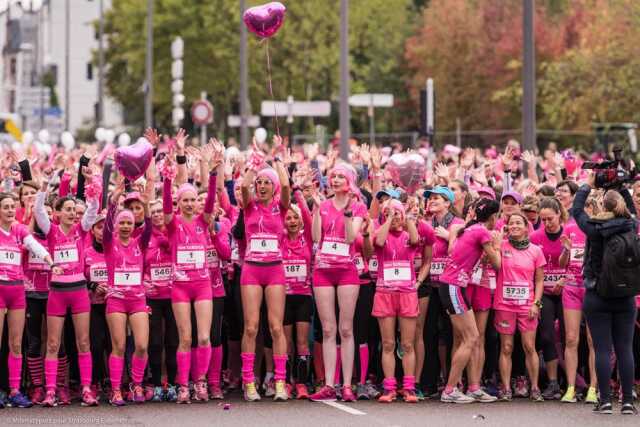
[572,170,639,415]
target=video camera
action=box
[582,147,636,189]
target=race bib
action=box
[570,247,584,263]
[543,271,565,288]
[284,263,307,279]
[176,246,205,266]
[28,251,47,265]
[321,240,349,257]
[368,257,379,272]
[90,266,108,283]
[206,248,219,265]
[0,250,21,266]
[150,266,172,282]
[231,245,240,262]
[503,282,530,301]
[430,261,445,276]
[54,247,78,264]
[250,236,279,253]
[114,270,142,286]
[383,266,411,282]
[354,256,365,274]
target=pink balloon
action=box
[243,2,286,39]
[386,153,426,195]
[114,139,153,181]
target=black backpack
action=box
[597,230,640,298]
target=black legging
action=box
[211,297,225,347]
[26,297,67,359]
[89,303,110,385]
[353,283,377,383]
[148,298,178,387]
[634,310,640,381]
[583,291,637,404]
[422,283,453,394]
[539,294,564,363]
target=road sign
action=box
[348,93,394,108]
[261,101,331,117]
[227,115,260,128]
[191,99,213,126]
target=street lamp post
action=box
[522,0,536,151]
[145,0,154,129]
[239,0,249,150]
[339,0,350,160]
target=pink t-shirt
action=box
[243,198,286,263]
[414,220,436,273]
[167,214,211,283]
[564,222,585,287]
[439,223,492,288]
[429,217,464,282]
[0,223,30,282]
[282,233,313,296]
[85,244,107,304]
[374,229,419,293]
[494,241,546,314]
[24,233,51,293]
[46,223,87,286]
[530,228,567,294]
[315,199,367,270]
[144,228,173,300]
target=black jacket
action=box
[571,184,637,282]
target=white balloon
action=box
[104,129,116,144]
[95,127,106,141]
[117,133,131,147]
[40,143,52,155]
[254,127,267,144]
[22,131,34,145]
[38,129,50,144]
[225,146,240,161]
[136,137,150,145]
[11,142,22,153]
[60,131,75,148]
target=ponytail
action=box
[603,190,631,219]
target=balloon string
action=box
[264,39,280,137]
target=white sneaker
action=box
[467,389,497,403]
[441,388,475,404]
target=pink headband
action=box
[330,164,361,198]
[256,168,281,197]
[176,183,198,201]
[115,209,134,225]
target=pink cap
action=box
[115,209,134,225]
[176,183,198,201]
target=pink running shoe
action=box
[208,384,224,400]
[57,387,71,406]
[176,386,191,404]
[130,384,145,404]
[81,387,99,407]
[193,381,209,403]
[42,389,57,407]
[30,386,46,405]
[341,385,356,402]
[110,390,126,407]
[309,385,337,402]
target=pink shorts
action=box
[240,262,286,287]
[465,284,492,312]
[171,280,212,303]
[106,296,149,315]
[494,310,538,335]
[372,292,419,318]
[47,288,91,316]
[313,265,360,287]
[0,284,26,310]
[562,286,585,311]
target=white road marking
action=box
[321,401,367,415]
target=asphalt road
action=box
[2,396,638,427]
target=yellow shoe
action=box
[584,387,598,404]
[274,380,288,401]
[244,382,261,402]
[561,386,576,403]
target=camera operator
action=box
[572,171,638,415]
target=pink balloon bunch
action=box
[243,2,286,38]
[386,153,426,195]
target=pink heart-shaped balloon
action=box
[114,139,153,181]
[386,153,426,195]
[243,2,286,39]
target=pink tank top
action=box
[374,229,418,293]
[85,245,107,304]
[316,199,367,269]
[144,229,173,299]
[243,198,286,263]
[0,223,30,283]
[24,233,51,293]
[167,214,211,283]
[282,233,312,296]
[47,223,87,287]
[530,228,567,294]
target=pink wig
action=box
[256,168,281,198]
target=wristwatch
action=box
[534,299,543,309]
[344,211,353,218]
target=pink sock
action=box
[190,349,198,382]
[358,344,369,385]
[109,355,125,390]
[131,355,148,385]
[57,355,68,387]
[176,351,191,386]
[273,354,287,382]
[444,385,454,394]
[44,358,58,391]
[208,346,223,386]
[468,383,480,393]
[241,352,255,384]
[8,353,22,391]
[27,356,44,387]
[334,346,342,384]
[77,352,92,387]
[196,345,212,381]
[403,375,415,391]
[383,377,397,392]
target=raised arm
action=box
[34,181,51,235]
[294,189,312,244]
[375,214,393,247]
